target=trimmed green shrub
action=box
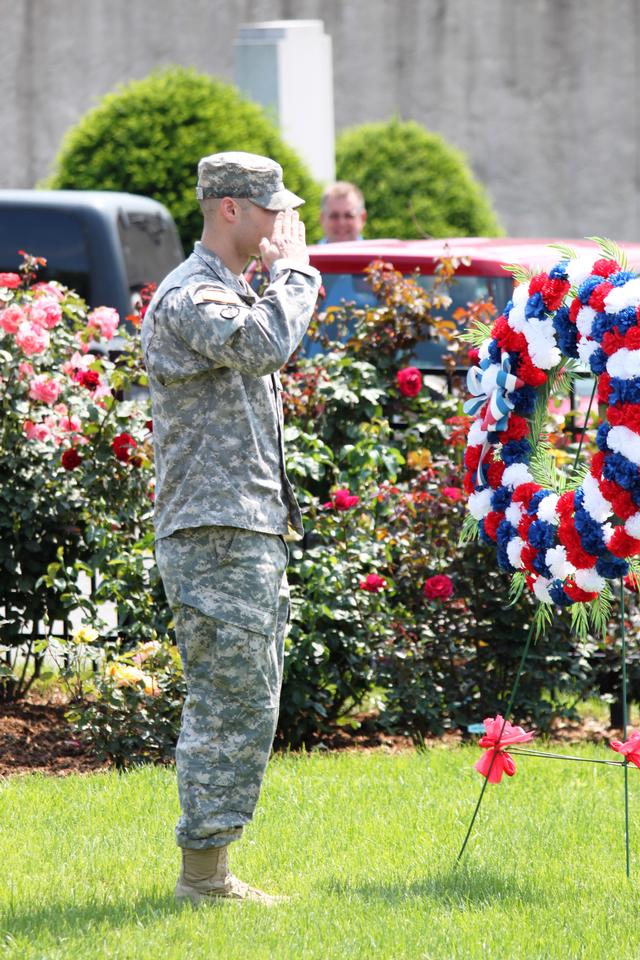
[336,118,502,240]
[48,66,322,249]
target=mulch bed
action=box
[0,694,618,778]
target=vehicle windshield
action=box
[306,272,514,368]
[0,208,91,300]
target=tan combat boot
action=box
[174,846,287,907]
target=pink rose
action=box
[359,573,387,593]
[15,321,49,356]
[396,367,422,398]
[0,272,21,289]
[59,413,82,432]
[0,304,26,334]
[18,361,34,380]
[28,375,62,405]
[29,299,62,330]
[32,281,64,301]
[423,574,454,601]
[87,306,119,341]
[442,486,463,501]
[23,419,51,442]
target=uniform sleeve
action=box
[163,267,321,377]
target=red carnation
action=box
[609,528,640,558]
[511,483,543,508]
[597,373,611,404]
[497,415,529,443]
[61,448,82,470]
[601,329,626,356]
[589,282,613,313]
[592,259,620,278]
[564,579,599,603]
[483,511,505,542]
[359,573,387,593]
[111,432,137,463]
[396,367,422,398]
[528,273,547,295]
[423,574,454,601]
[486,460,506,489]
[569,298,582,323]
[541,277,570,311]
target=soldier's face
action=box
[236,202,279,258]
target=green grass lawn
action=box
[2,744,640,959]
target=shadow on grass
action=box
[0,890,210,938]
[326,865,547,907]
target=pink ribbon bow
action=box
[474,714,534,784]
[610,730,640,769]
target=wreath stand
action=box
[457,383,636,876]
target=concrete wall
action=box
[3,0,640,239]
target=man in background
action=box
[319,181,367,243]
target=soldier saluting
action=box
[141,152,320,905]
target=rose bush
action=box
[0,254,170,701]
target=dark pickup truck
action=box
[0,190,184,320]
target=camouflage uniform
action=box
[142,154,320,850]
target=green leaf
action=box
[585,236,629,271]
[502,262,533,285]
[547,243,578,261]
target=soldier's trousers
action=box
[155,525,289,850]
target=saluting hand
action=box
[259,209,309,271]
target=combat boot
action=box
[174,846,287,907]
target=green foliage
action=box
[48,66,321,249]
[335,117,502,240]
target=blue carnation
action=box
[548,581,575,606]
[609,270,636,287]
[502,439,531,465]
[615,306,640,333]
[589,348,608,375]
[528,519,557,551]
[478,520,493,546]
[573,506,606,555]
[596,422,610,452]
[603,452,640,498]
[549,262,569,280]
[512,386,537,415]
[553,305,579,358]
[496,520,517,571]
[532,552,551,577]
[503,300,514,316]
[609,378,640,406]
[578,275,602,305]
[525,292,546,319]
[488,339,500,363]
[591,311,616,341]
[596,553,629,579]
[491,486,512,512]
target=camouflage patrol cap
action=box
[195,151,304,210]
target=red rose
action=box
[359,573,387,593]
[396,367,422,398]
[328,488,360,510]
[0,272,21,289]
[423,574,454,601]
[77,369,101,391]
[111,432,137,463]
[61,448,82,470]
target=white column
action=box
[234,20,335,183]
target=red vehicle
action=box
[306,237,640,371]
